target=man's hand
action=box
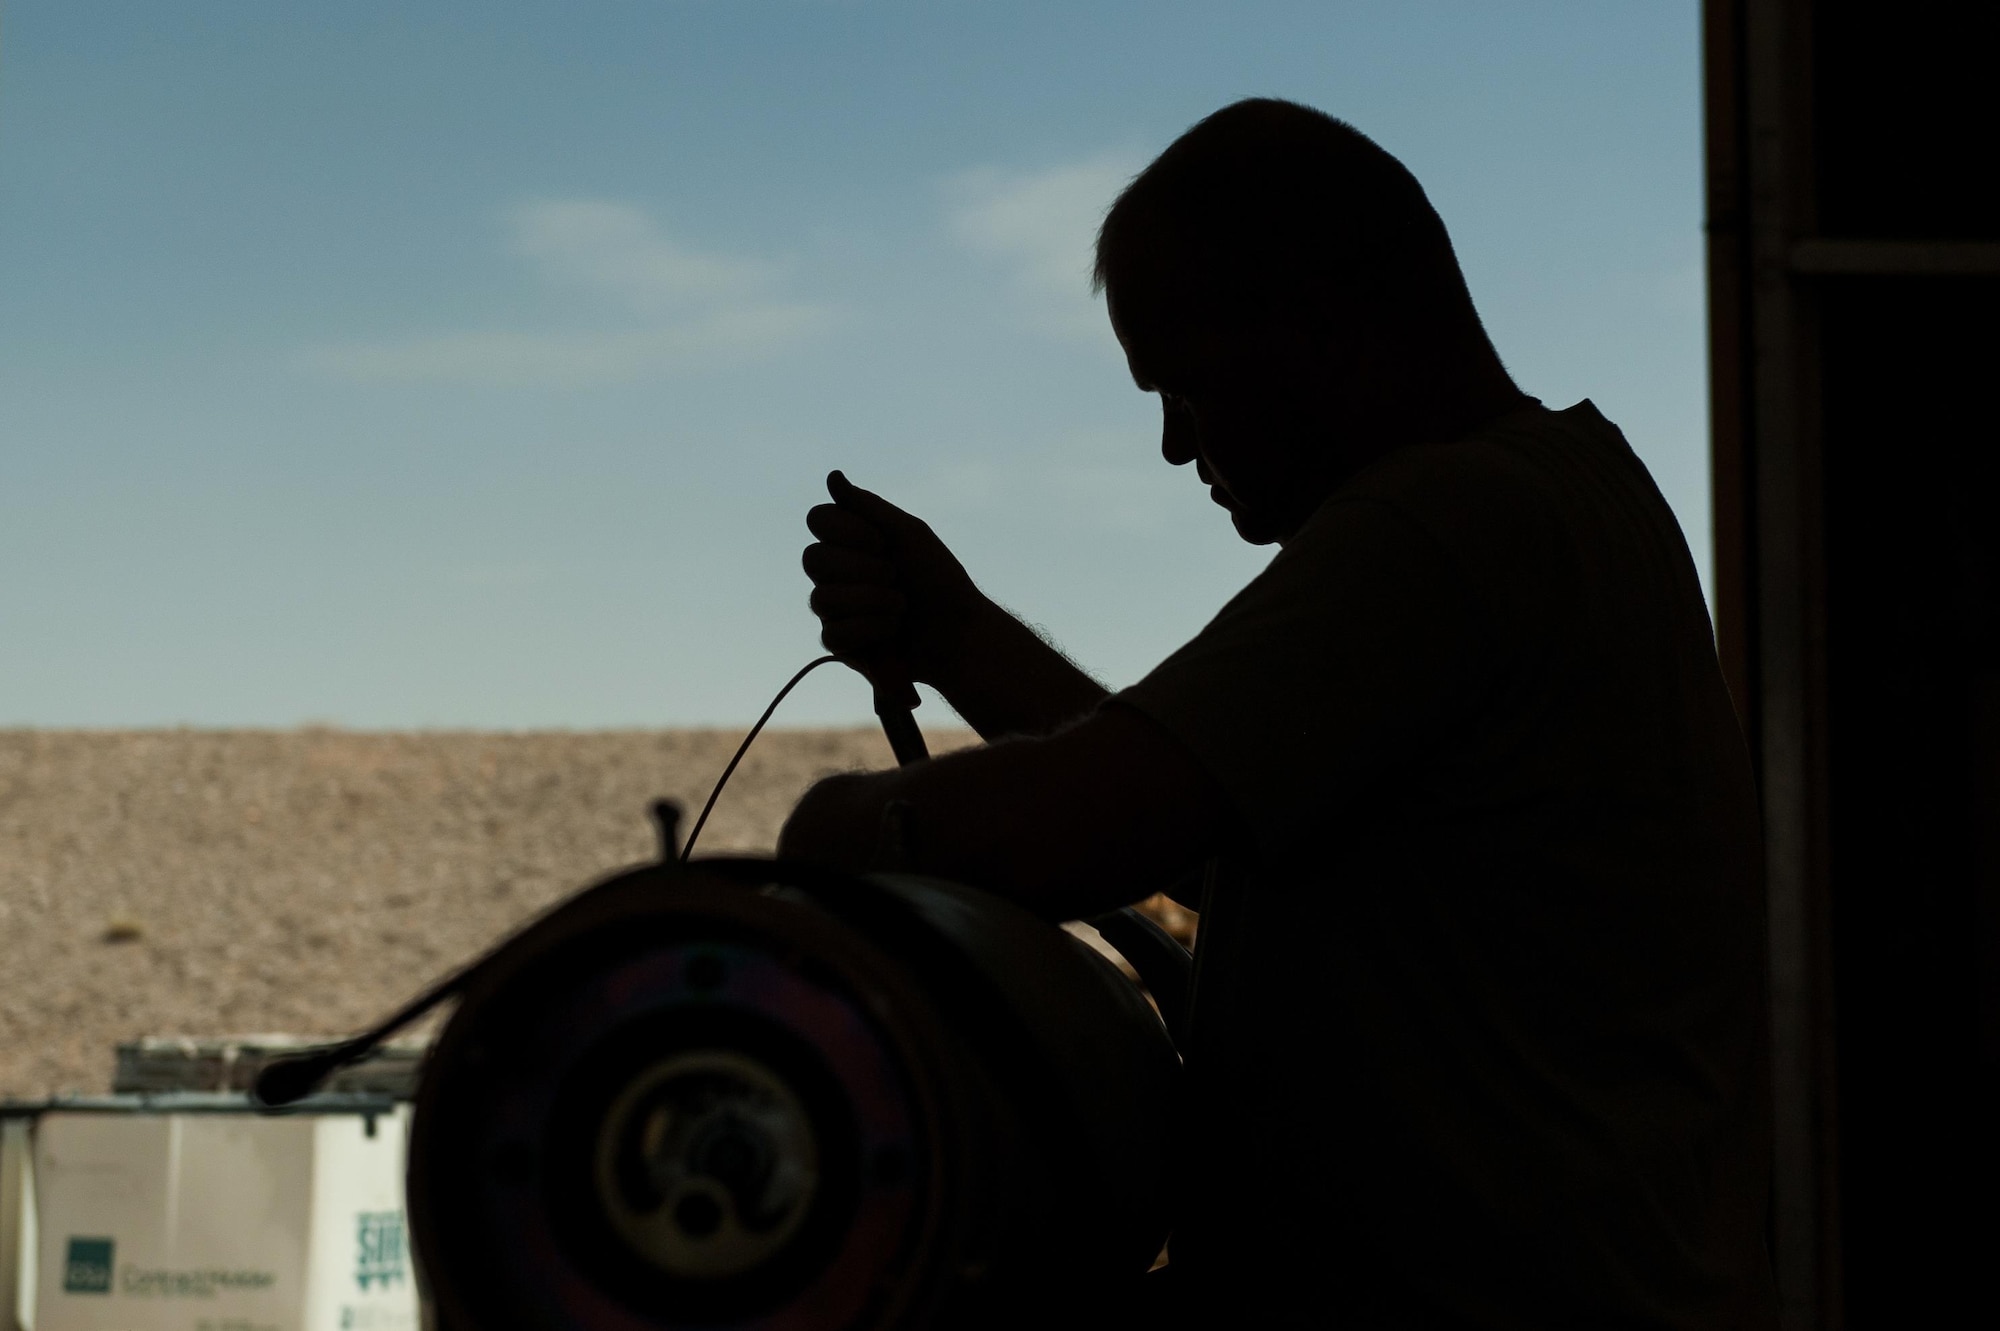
[803,473,1112,739]
[774,770,892,871]
[805,472,989,708]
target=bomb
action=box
[403,844,1183,1330]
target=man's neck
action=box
[1274,379,1536,545]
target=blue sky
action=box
[0,1,1706,727]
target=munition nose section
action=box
[406,853,1180,1331]
[597,1048,823,1280]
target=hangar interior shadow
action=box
[1704,2,1999,1325]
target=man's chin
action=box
[1228,507,1284,546]
[1209,488,1281,545]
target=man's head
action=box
[1095,98,1522,544]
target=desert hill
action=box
[0,727,952,1096]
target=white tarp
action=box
[30,1107,416,1331]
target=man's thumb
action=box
[826,470,918,533]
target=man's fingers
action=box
[818,617,902,656]
[810,577,906,654]
[805,503,888,553]
[809,584,906,620]
[802,542,897,587]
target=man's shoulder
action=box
[1291,402,1613,584]
[1338,401,1612,518]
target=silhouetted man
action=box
[781,99,1773,1329]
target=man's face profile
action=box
[1111,296,1348,548]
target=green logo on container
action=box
[63,1237,114,1294]
[355,1211,406,1292]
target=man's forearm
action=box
[779,706,1223,921]
[930,600,1110,741]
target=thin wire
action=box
[263,652,844,1103]
[681,654,842,862]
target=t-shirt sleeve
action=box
[1113,497,1493,868]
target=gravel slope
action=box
[0,727,968,1097]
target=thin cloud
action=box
[301,306,829,387]
[902,429,1192,535]
[299,199,829,385]
[507,199,774,315]
[946,154,1139,342]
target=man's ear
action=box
[1301,318,1381,392]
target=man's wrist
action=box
[919,596,1111,740]
[918,593,1014,695]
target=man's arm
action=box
[805,472,1106,740]
[777,702,1227,921]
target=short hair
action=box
[1094,99,1482,351]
